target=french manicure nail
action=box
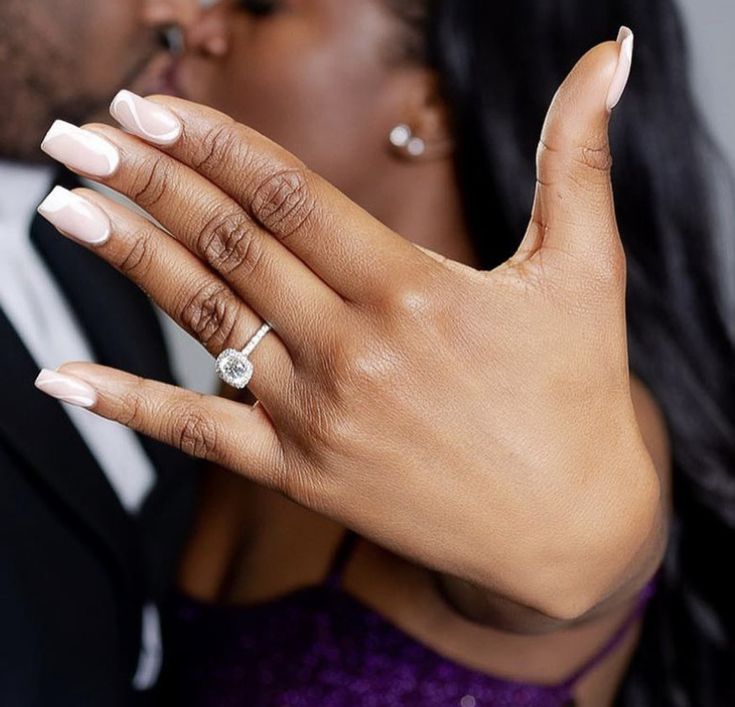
[110,90,182,146]
[35,369,97,408]
[606,26,634,112]
[37,187,110,245]
[41,120,120,177]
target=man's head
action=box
[0,0,195,162]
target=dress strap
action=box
[558,568,661,690]
[324,530,360,589]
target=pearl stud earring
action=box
[389,124,426,157]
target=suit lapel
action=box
[0,167,187,590]
[0,169,199,603]
[0,307,141,585]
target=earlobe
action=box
[387,122,453,162]
[175,0,230,57]
[389,124,427,158]
[387,74,454,162]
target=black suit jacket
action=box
[0,171,199,707]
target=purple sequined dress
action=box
[166,532,658,706]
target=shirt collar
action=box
[0,160,56,245]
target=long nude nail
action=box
[41,120,120,177]
[606,27,634,112]
[35,369,97,408]
[110,90,182,146]
[37,187,110,245]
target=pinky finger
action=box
[34,363,284,485]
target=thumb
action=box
[514,27,634,268]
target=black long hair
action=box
[387,0,735,703]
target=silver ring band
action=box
[240,322,271,358]
[215,322,272,389]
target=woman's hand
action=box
[36,34,663,620]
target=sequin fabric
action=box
[167,573,658,707]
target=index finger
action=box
[110,90,431,303]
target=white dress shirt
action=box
[0,160,161,689]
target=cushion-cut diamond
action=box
[215,349,254,389]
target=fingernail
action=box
[35,369,97,408]
[41,120,120,177]
[606,26,634,112]
[37,187,110,245]
[110,90,182,146]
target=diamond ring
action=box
[215,322,272,389]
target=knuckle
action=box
[179,281,240,352]
[197,211,265,277]
[192,120,241,174]
[131,154,170,210]
[390,284,435,318]
[536,137,612,187]
[381,279,442,333]
[175,407,219,459]
[116,230,154,277]
[576,143,613,174]
[250,168,316,239]
[115,385,146,428]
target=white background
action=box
[681,0,735,167]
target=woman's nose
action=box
[184,0,230,58]
[142,0,201,28]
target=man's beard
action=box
[0,36,165,163]
[49,42,165,129]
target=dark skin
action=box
[175,1,672,699]
[37,1,671,703]
[180,0,476,264]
